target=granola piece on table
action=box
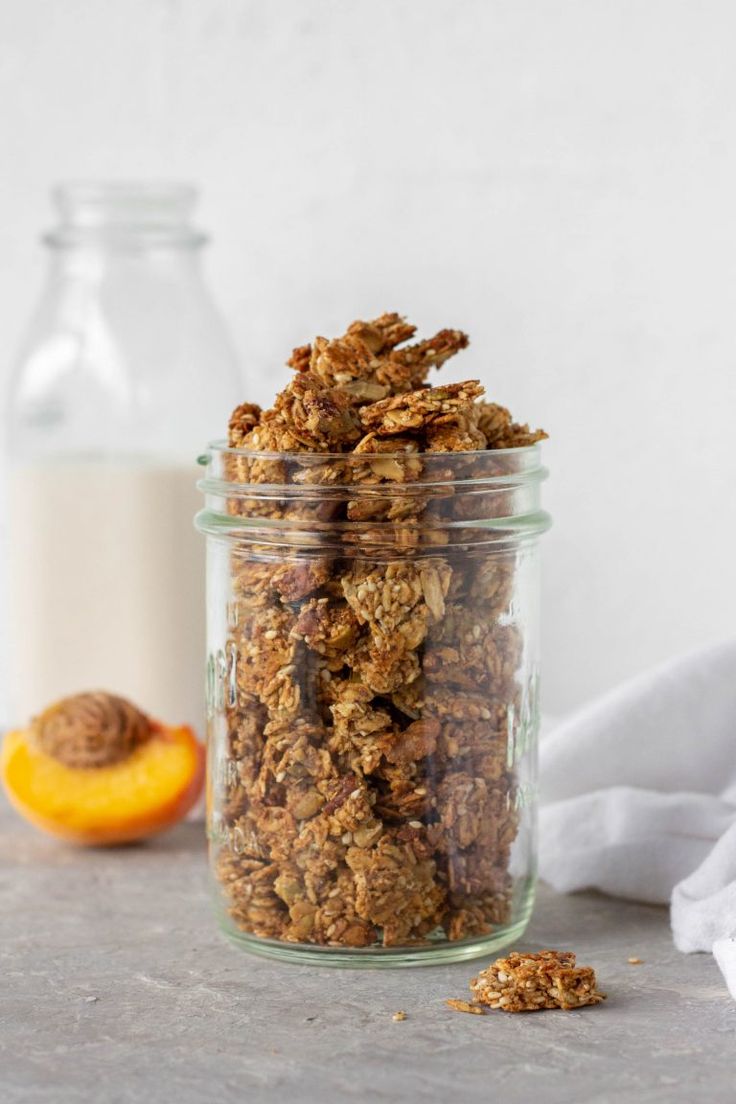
[470,950,606,1012]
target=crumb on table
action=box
[446,998,485,1015]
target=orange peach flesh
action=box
[1,724,204,845]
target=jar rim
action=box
[198,439,548,495]
[201,437,545,465]
[196,439,551,548]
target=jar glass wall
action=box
[197,444,549,966]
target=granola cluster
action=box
[469,950,606,1012]
[214,313,546,949]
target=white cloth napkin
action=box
[538,638,736,999]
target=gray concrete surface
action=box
[1,796,734,1104]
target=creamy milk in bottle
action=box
[8,461,205,728]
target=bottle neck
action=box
[43,240,207,285]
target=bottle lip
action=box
[44,181,208,248]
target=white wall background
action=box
[1,0,734,716]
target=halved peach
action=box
[1,722,204,846]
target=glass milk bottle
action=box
[5,182,241,733]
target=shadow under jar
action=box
[196,443,550,966]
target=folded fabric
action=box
[538,638,736,1000]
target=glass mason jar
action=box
[197,441,550,966]
[4,182,241,731]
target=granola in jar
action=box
[197,313,550,963]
